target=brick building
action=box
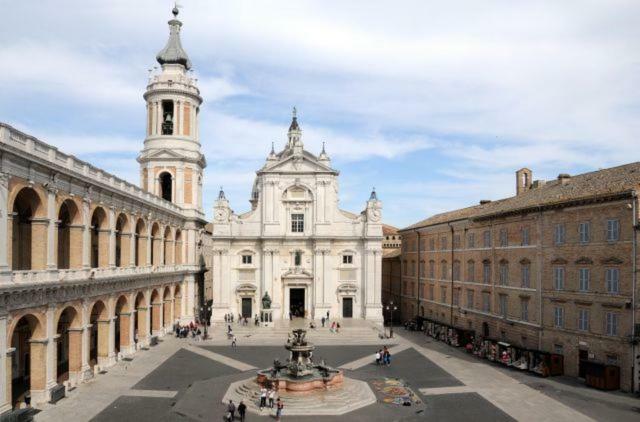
[399,165,640,392]
[382,225,402,321]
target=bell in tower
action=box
[137,6,206,217]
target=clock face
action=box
[215,208,228,221]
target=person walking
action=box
[375,350,381,365]
[321,316,325,327]
[275,398,284,421]
[384,347,391,366]
[259,386,267,410]
[268,388,275,408]
[227,400,236,421]
[238,400,247,422]
[231,335,237,348]
[336,322,341,333]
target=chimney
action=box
[516,168,532,195]
[557,173,571,185]
[479,199,492,205]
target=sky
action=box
[1,0,639,228]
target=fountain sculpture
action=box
[256,329,343,393]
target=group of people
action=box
[375,346,392,366]
[226,395,284,421]
[174,320,203,340]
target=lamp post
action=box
[385,301,398,338]
[200,301,212,339]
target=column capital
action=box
[0,172,9,189]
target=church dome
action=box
[156,7,192,70]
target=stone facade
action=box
[400,166,640,392]
[210,111,384,322]
[0,8,207,411]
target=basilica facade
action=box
[210,111,384,322]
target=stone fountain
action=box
[256,329,343,393]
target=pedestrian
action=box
[232,335,237,348]
[321,316,325,327]
[384,348,391,366]
[276,398,284,421]
[330,321,336,333]
[336,322,341,333]
[238,400,247,422]
[227,400,236,421]
[259,386,267,410]
[375,350,381,365]
[268,388,275,408]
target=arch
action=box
[55,306,82,383]
[89,300,108,367]
[159,171,173,202]
[57,199,81,270]
[10,187,46,270]
[9,313,46,408]
[90,207,108,268]
[281,182,314,201]
[115,213,130,268]
[150,289,161,334]
[134,218,147,266]
[134,292,148,344]
[163,226,173,265]
[174,229,183,265]
[173,284,182,320]
[150,223,161,266]
[114,295,130,354]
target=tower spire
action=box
[156,5,192,69]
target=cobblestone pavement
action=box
[33,321,639,421]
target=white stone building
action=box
[210,110,384,322]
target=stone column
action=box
[28,339,48,404]
[146,233,152,266]
[108,315,116,363]
[0,173,9,275]
[184,274,196,323]
[30,218,48,270]
[136,307,148,346]
[45,306,57,393]
[80,301,92,380]
[0,314,10,413]
[108,207,116,268]
[46,187,58,270]
[126,310,136,353]
[82,199,91,269]
[68,225,84,268]
[163,300,171,329]
[323,252,331,312]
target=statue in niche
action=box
[262,292,272,309]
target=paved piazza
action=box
[32,320,639,422]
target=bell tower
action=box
[138,6,206,217]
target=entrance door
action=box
[342,298,353,318]
[579,349,588,378]
[241,298,252,318]
[290,288,305,318]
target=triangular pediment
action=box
[260,153,338,175]
[145,148,185,160]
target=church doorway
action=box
[342,298,353,318]
[289,288,305,318]
[241,298,252,318]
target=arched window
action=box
[159,172,172,202]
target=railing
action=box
[9,264,194,284]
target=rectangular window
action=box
[499,228,508,247]
[579,268,590,292]
[453,261,460,281]
[440,236,447,250]
[429,285,434,300]
[483,262,491,284]
[467,261,475,282]
[291,213,304,233]
[466,289,474,309]
[499,294,507,317]
[554,306,564,328]
[554,223,566,245]
[521,263,530,288]
[554,267,565,291]
[606,355,618,365]
[429,238,435,251]
[482,292,490,312]
[579,222,590,244]
[441,263,448,280]
[605,312,618,336]
[605,268,620,293]
[411,261,416,276]
[483,230,491,248]
[468,233,475,248]
[420,261,425,278]
[578,309,589,331]
[499,263,508,286]
[521,299,529,321]
[453,289,460,306]
[441,287,447,303]
[241,254,252,265]
[342,255,353,265]
[294,251,302,266]
[521,227,530,246]
[453,234,461,249]
[606,219,620,242]
[429,261,435,279]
